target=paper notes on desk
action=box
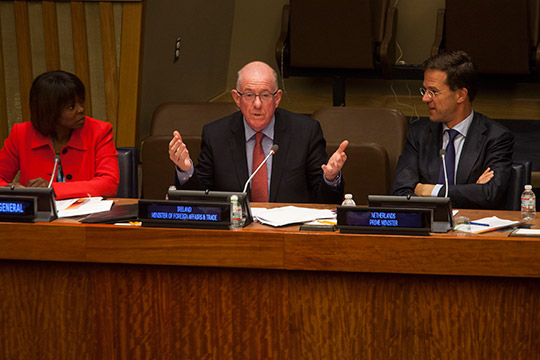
[56,197,113,218]
[509,228,540,237]
[252,206,335,227]
[469,216,520,234]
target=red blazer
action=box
[0,117,119,199]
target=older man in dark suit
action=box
[168,61,348,204]
[391,51,514,209]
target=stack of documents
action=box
[56,197,114,218]
[252,206,336,227]
[469,216,520,234]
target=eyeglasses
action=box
[236,90,278,103]
[419,87,442,99]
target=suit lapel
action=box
[426,122,443,183]
[457,113,486,183]
[229,114,249,190]
[269,110,289,202]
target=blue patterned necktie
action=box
[439,129,459,185]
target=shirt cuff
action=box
[432,184,443,197]
[176,159,194,185]
[324,171,342,188]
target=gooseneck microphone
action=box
[439,149,449,198]
[242,144,279,193]
[48,155,61,188]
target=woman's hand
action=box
[26,177,49,188]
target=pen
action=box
[318,220,336,225]
[470,222,489,226]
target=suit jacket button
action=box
[66,174,72,180]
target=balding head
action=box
[232,61,282,132]
[236,61,278,93]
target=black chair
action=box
[276,0,398,105]
[117,147,138,198]
[504,161,532,210]
[431,0,540,76]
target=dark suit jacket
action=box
[391,112,514,209]
[176,108,344,204]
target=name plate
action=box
[0,195,37,222]
[337,206,432,235]
[138,199,231,229]
[0,187,57,222]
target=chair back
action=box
[277,0,397,85]
[504,161,532,210]
[150,102,238,136]
[141,102,238,199]
[289,0,374,69]
[328,142,390,204]
[436,0,537,74]
[116,147,138,198]
[313,106,407,181]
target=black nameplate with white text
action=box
[0,187,57,222]
[138,199,231,229]
[0,195,37,222]
[337,206,432,235]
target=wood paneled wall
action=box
[0,0,143,147]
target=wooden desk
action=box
[1,207,539,359]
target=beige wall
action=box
[139,0,235,140]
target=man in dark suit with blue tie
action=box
[391,51,514,209]
[168,61,348,204]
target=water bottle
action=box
[521,185,536,220]
[341,193,356,206]
[230,195,243,229]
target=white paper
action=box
[253,206,336,227]
[56,197,113,218]
[469,216,520,234]
[250,207,268,219]
[510,228,540,236]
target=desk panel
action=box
[1,259,539,359]
[287,271,540,359]
[85,226,284,268]
[0,260,290,360]
[0,223,86,262]
[1,209,540,359]
[284,232,540,277]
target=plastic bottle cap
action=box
[525,185,532,190]
[230,195,238,201]
[345,194,353,199]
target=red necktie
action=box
[251,132,268,202]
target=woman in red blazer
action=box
[0,70,119,199]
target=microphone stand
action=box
[243,145,279,194]
[440,149,449,198]
[48,155,61,188]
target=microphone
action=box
[439,149,449,198]
[242,144,279,193]
[48,155,61,188]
